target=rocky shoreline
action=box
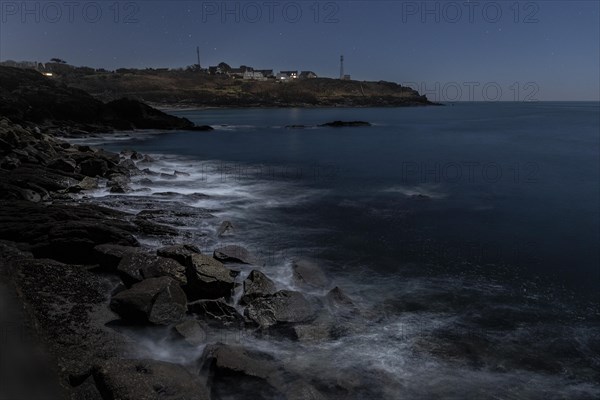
[0,115,373,399]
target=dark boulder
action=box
[170,320,207,347]
[117,252,187,286]
[78,158,109,177]
[216,221,234,237]
[213,245,256,264]
[93,358,209,400]
[200,343,279,381]
[93,244,145,271]
[109,184,130,194]
[241,270,277,304]
[292,259,329,289]
[77,176,99,190]
[184,254,235,301]
[157,244,201,266]
[188,299,244,327]
[48,157,76,173]
[245,290,315,329]
[110,277,187,325]
[200,343,326,400]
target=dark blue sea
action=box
[84,102,599,399]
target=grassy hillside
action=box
[52,67,434,107]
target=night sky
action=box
[1,0,599,100]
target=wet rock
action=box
[213,245,256,264]
[93,358,209,400]
[117,252,187,286]
[292,259,329,289]
[77,176,99,190]
[107,174,130,187]
[241,270,277,305]
[326,286,356,310]
[110,277,187,325]
[188,299,244,327]
[160,172,177,179]
[216,221,234,237]
[170,320,207,347]
[245,290,315,329]
[185,254,235,301]
[157,244,201,266]
[119,158,137,170]
[141,168,158,176]
[109,184,129,194]
[200,343,280,381]
[141,154,154,163]
[292,325,330,343]
[200,343,325,400]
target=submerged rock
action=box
[216,221,234,237]
[109,277,187,325]
[319,120,371,127]
[292,259,330,289]
[170,320,207,347]
[326,286,356,310]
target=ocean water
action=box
[87,102,599,399]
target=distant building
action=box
[342,74,351,81]
[277,71,298,81]
[228,68,245,78]
[243,71,267,81]
[299,71,317,79]
[255,69,274,78]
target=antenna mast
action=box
[196,46,201,69]
[340,55,344,80]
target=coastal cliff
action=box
[0,66,199,132]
